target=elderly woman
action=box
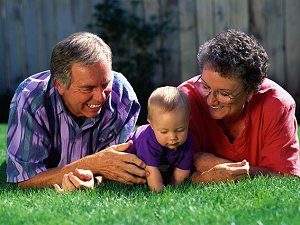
[178,29,300,183]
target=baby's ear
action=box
[147,119,154,129]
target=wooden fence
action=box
[1,0,300,119]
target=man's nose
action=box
[92,87,107,102]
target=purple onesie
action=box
[127,125,194,170]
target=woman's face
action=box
[199,67,253,121]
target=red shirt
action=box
[178,77,300,176]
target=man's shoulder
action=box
[111,71,137,101]
[16,70,50,91]
[11,70,54,112]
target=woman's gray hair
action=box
[197,29,269,93]
[50,32,112,89]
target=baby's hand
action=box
[53,169,95,193]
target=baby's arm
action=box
[145,165,164,192]
[170,167,190,186]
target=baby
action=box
[126,86,194,192]
[54,87,193,193]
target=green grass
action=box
[0,124,299,225]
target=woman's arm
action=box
[193,151,233,172]
[192,152,292,184]
[191,159,250,184]
[192,151,249,184]
[249,166,283,177]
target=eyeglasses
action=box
[193,75,244,104]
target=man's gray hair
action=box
[50,32,112,89]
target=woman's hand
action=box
[191,160,250,184]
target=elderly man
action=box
[7,32,147,191]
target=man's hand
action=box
[92,141,147,184]
[19,141,146,189]
[53,169,95,193]
[191,160,250,184]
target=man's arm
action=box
[19,141,147,189]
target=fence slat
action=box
[39,1,56,72]
[229,0,249,32]
[0,0,7,94]
[213,0,249,33]
[22,0,41,76]
[251,0,285,84]
[5,0,26,91]
[143,0,163,84]
[55,0,74,40]
[72,0,94,31]
[285,0,300,97]
[179,0,198,81]
[195,0,213,47]
[265,0,285,84]
[214,0,232,33]
[160,0,181,85]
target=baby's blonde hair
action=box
[147,86,190,120]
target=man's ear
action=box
[53,77,65,95]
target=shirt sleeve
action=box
[136,134,163,167]
[260,96,299,176]
[106,72,141,146]
[115,99,140,144]
[178,80,203,151]
[176,133,194,170]
[6,106,51,183]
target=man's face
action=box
[54,61,112,119]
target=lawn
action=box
[0,124,299,225]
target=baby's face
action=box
[149,108,189,150]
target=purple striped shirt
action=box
[6,70,140,182]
